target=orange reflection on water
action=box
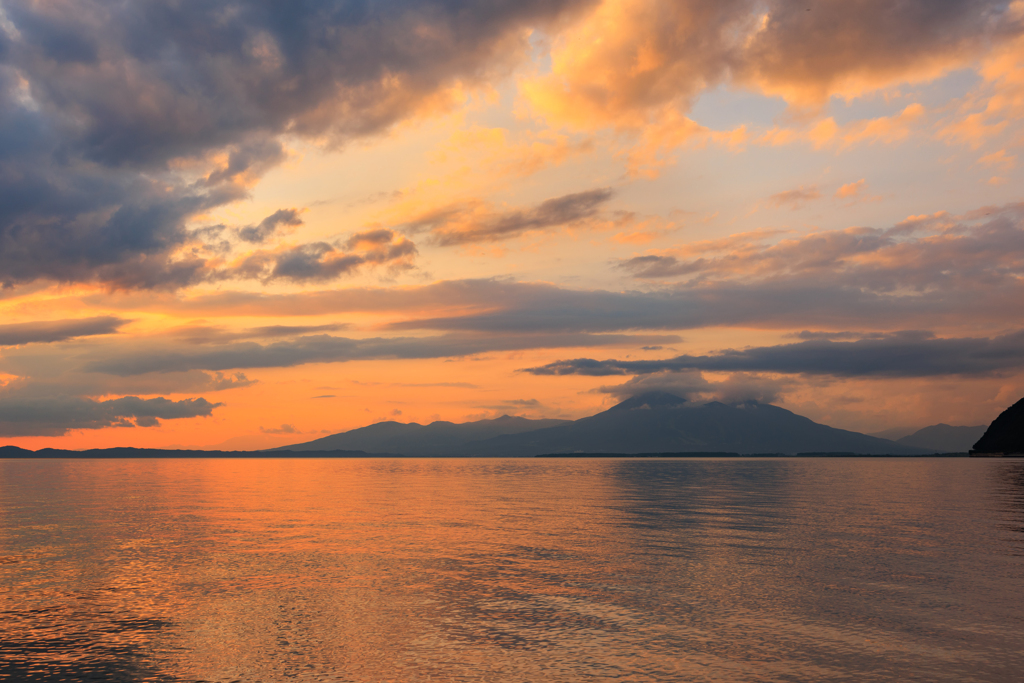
[1,457,1023,682]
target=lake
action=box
[1,457,1022,682]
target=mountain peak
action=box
[610,391,687,411]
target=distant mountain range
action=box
[895,424,987,453]
[4,392,1000,459]
[273,414,570,456]
[278,392,938,456]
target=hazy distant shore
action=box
[0,446,404,459]
[0,445,979,458]
[536,452,972,458]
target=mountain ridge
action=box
[896,423,987,453]
[277,392,932,456]
[272,414,571,456]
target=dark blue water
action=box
[1,457,1022,681]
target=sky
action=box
[1,0,1024,450]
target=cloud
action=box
[398,188,614,245]
[205,372,258,391]
[83,203,1024,336]
[755,103,927,151]
[738,3,1015,106]
[617,204,1024,291]
[227,229,417,282]
[260,424,298,435]
[0,316,127,346]
[429,126,596,178]
[237,209,304,244]
[170,323,351,345]
[70,331,679,376]
[521,329,1024,379]
[938,29,1024,148]
[834,180,866,200]
[0,393,221,437]
[593,369,792,404]
[521,0,751,130]
[766,185,821,210]
[977,149,1017,171]
[517,0,1020,170]
[0,0,590,288]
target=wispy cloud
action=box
[521,330,1024,379]
[0,317,128,346]
[398,189,614,245]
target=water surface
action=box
[1,458,1022,681]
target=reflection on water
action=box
[1,458,1022,682]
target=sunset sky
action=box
[2,0,1024,450]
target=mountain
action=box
[457,392,928,456]
[972,396,1024,454]
[277,392,928,457]
[274,414,571,456]
[869,427,916,441]
[896,424,987,453]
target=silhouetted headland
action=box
[971,396,1024,456]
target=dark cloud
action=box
[233,243,365,283]
[77,331,679,376]
[170,323,351,345]
[593,370,792,405]
[740,0,1018,104]
[522,329,1024,379]
[400,188,614,245]
[228,229,416,282]
[0,0,591,287]
[260,424,298,434]
[381,280,1001,334]
[206,371,258,391]
[0,316,127,346]
[788,330,895,341]
[237,208,303,244]
[490,398,543,408]
[0,394,221,437]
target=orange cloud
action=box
[977,149,1017,171]
[519,0,750,177]
[939,23,1024,148]
[835,180,866,199]
[756,104,926,151]
[429,126,595,178]
[520,0,743,131]
[625,109,747,178]
[840,103,926,148]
